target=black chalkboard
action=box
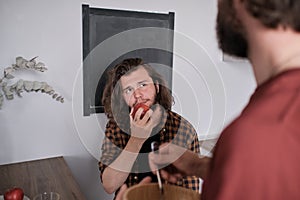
[82,5,175,116]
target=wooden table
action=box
[0,156,87,199]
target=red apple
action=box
[4,187,24,200]
[131,103,150,119]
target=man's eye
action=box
[139,83,147,88]
[124,88,133,94]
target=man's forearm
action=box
[102,137,146,193]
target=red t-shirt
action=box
[202,69,300,200]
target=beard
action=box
[216,0,248,58]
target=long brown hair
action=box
[102,58,173,126]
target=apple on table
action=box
[4,187,24,200]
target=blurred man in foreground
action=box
[150,0,300,199]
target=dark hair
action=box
[102,58,173,125]
[245,0,300,31]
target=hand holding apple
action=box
[4,187,24,200]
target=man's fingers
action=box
[149,152,160,173]
[115,184,128,200]
[160,169,170,181]
[151,143,178,165]
[140,176,152,184]
[160,170,180,184]
[149,143,188,173]
[157,143,170,154]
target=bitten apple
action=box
[4,187,24,200]
[131,103,150,119]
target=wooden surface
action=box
[0,156,87,200]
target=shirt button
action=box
[134,176,138,182]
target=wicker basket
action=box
[124,183,201,200]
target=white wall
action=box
[0,0,256,200]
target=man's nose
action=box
[133,88,142,98]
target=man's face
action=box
[216,0,248,58]
[120,66,158,108]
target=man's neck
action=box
[248,28,300,86]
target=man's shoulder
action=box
[220,84,300,146]
[167,110,195,128]
[168,110,188,122]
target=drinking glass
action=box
[33,192,60,200]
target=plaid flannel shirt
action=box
[99,110,201,195]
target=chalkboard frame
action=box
[82,5,175,116]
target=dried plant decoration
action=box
[0,56,64,109]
